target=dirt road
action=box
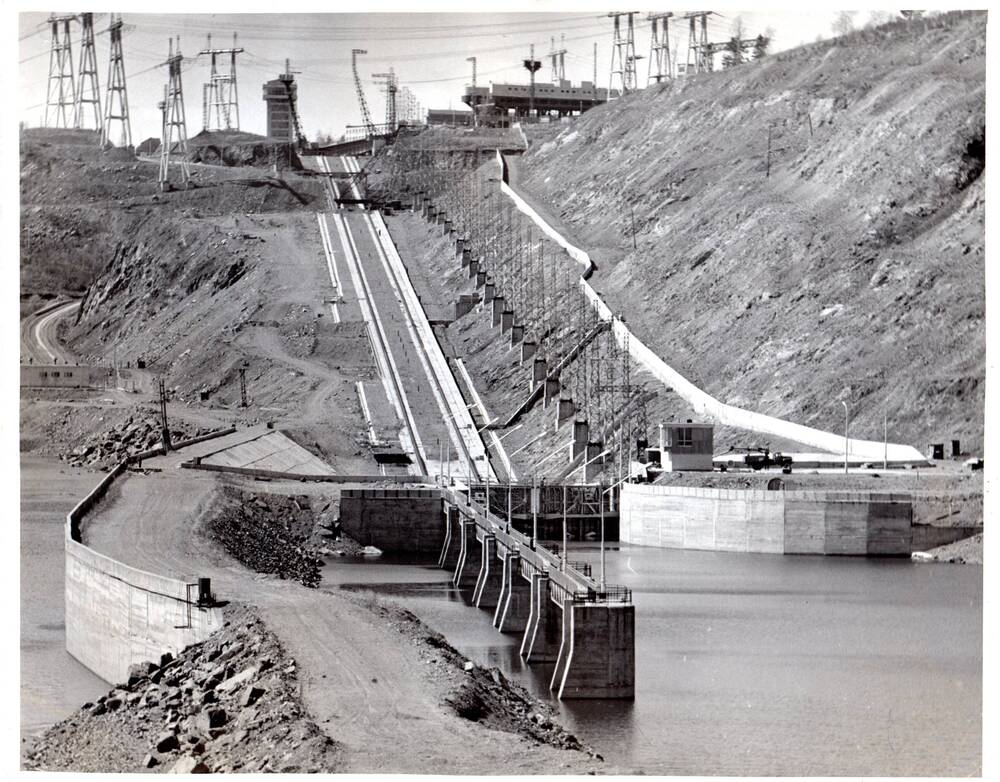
[20,299,80,365]
[82,467,603,774]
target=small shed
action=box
[646,422,714,472]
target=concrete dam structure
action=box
[341,485,635,699]
[64,434,230,685]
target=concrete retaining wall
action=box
[620,483,916,555]
[339,487,445,553]
[64,432,231,685]
[497,152,926,464]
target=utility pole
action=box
[608,11,639,96]
[523,45,542,122]
[101,13,132,148]
[466,56,478,128]
[45,14,77,128]
[199,33,243,131]
[158,379,172,452]
[74,12,102,131]
[647,12,673,84]
[159,37,190,191]
[239,362,248,407]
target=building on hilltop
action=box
[462,79,611,126]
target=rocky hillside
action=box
[20,128,323,311]
[516,11,985,452]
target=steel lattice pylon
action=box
[608,11,639,96]
[159,37,190,190]
[199,33,243,131]
[74,12,102,131]
[647,12,673,84]
[101,13,131,148]
[45,14,77,128]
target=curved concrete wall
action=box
[496,151,925,463]
[64,444,225,685]
[620,482,915,556]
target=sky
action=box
[17,5,893,144]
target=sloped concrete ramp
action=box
[185,428,335,475]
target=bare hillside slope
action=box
[516,12,985,453]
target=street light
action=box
[563,447,612,576]
[842,400,849,475]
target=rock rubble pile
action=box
[205,487,328,587]
[24,606,342,773]
[62,406,208,467]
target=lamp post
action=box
[842,400,849,475]
[562,483,568,572]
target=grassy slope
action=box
[516,12,985,453]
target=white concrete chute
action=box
[497,151,925,463]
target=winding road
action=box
[20,299,80,365]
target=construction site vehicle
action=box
[718,448,793,471]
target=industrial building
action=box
[462,79,610,125]
[425,109,474,127]
[262,68,296,141]
[646,422,715,472]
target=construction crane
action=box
[352,48,377,139]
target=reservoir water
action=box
[321,542,981,776]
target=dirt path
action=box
[82,469,603,774]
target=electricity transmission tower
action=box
[549,35,566,83]
[608,11,639,96]
[523,45,542,120]
[685,11,712,74]
[199,33,243,131]
[45,14,77,128]
[159,37,190,190]
[351,49,377,138]
[647,12,673,84]
[74,12,102,130]
[372,67,398,134]
[101,13,131,148]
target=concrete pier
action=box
[532,357,547,383]
[510,324,524,346]
[557,398,575,424]
[455,238,465,259]
[483,282,495,304]
[492,297,505,327]
[500,310,514,334]
[520,340,537,363]
[585,442,605,482]
[476,270,487,288]
[473,535,503,609]
[468,259,479,279]
[551,603,635,699]
[461,248,472,267]
[438,505,463,572]
[453,519,480,590]
[572,419,589,460]
[521,573,562,663]
[494,553,532,633]
[544,378,560,408]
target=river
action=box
[320,542,981,776]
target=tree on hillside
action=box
[753,33,771,59]
[831,11,857,36]
[865,10,895,28]
[722,16,747,69]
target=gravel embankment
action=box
[23,605,343,773]
[915,533,983,565]
[344,592,599,757]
